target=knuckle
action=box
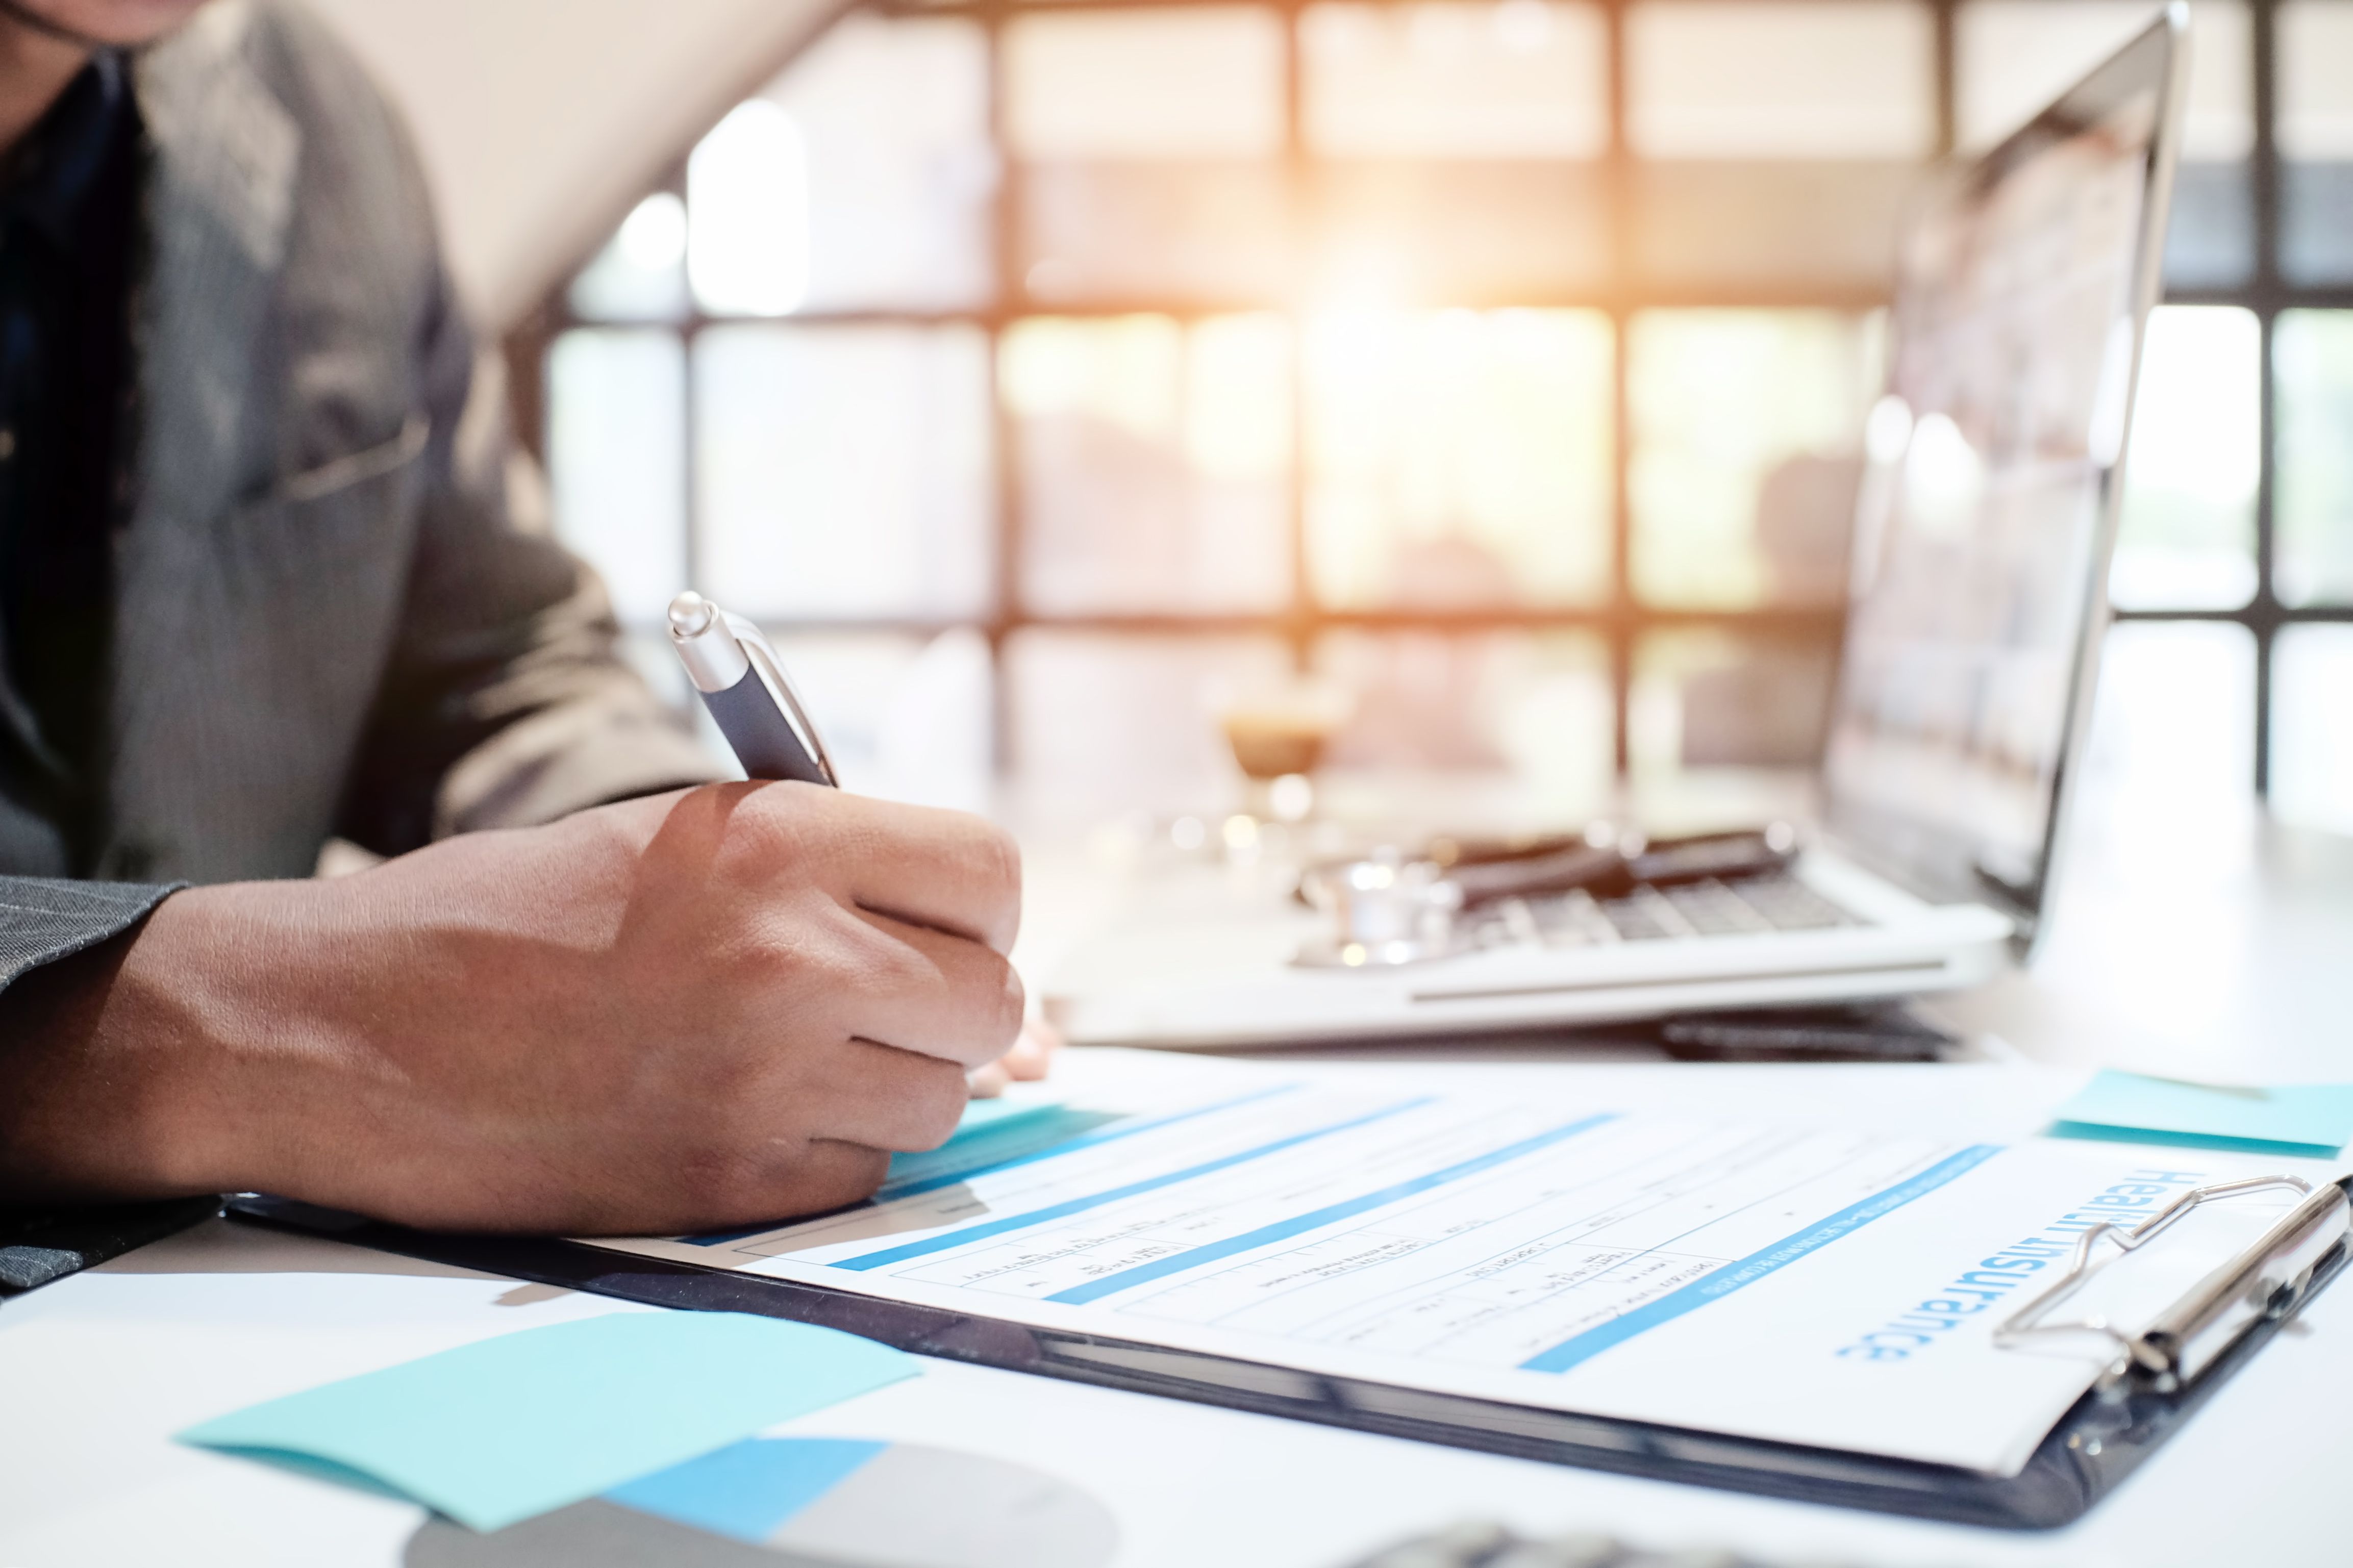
[741,901,873,999]
[937,946,1022,1054]
[690,1051,770,1119]
[720,916,825,1009]
[736,781,846,874]
[907,1064,970,1150]
[974,823,1022,909]
[988,955,1027,1045]
[848,920,934,999]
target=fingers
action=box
[697,1139,893,1233]
[770,789,1021,954]
[837,905,1025,1070]
[966,1014,1058,1099]
[553,1137,895,1238]
[1003,1016,1061,1082]
[604,1048,962,1234]
[798,1037,971,1153]
[770,1141,895,1219]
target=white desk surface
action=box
[6,794,2350,1568]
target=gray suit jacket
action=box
[0,1,717,993]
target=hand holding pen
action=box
[668,590,1060,1097]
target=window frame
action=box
[509,0,2353,795]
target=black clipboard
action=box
[227,1177,2348,1532]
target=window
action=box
[534,0,2340,819]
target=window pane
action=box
[1006,631,1293,813]
[1629,163,1915,289]
[2271,625,2353,835]
[2282,0,2353,159]
[1315,630,1614,806]
[2163,160,2256,290]
[2074,622,2254,853]
[1006,314,1293,615]
[688,101,806,316]
[2274,310,2353,607]
[1307,308,1614,610]
[1629,311,1878,609]
[2282,1,2353,284]
[759,15,994,312]
[546,330,685,627]
[763,629,995,813]
[1628,2,1935,159]
[2111,307,2259,611]
[1005,9,1285,159]
[1313,163,1610,300]
[568,193,688,323]
[1623,3,1930,286]
[619,629,693,714]
[1022,164,1293,303]
[694,325,992,620]
[1301,2,1607,159]
[1632,629,1837,775]
[1957,2,2251,158]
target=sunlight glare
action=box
[688,101,809,316]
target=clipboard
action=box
[227,1171,2349,1531]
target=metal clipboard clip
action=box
[1995,1175,2351,1393]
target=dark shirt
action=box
[0,55,139,876]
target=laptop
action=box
[1045,11,2191,1049]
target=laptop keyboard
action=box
[1464,871,1859,951]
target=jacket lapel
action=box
[97,0,298,880]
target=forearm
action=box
[0,786,1025,1234]
[0,887,285,1205]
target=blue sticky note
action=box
[177,1312,916,1531]
[2048,1070,2353,1157]
[606,1437,884,1542]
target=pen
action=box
[666,590,838,787]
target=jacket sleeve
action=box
[0,876,179,993]
[332,273,722,856]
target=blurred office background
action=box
[321,0,2353,838]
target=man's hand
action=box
[0,784,1025,1234]
[967,1016,1062,1099]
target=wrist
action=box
[0,881,338,1203]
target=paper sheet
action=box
[2049,1070,2353,1155]
[595,1052,2341,1477]
[177,1311,915,1530]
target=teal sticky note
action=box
[2048,1070,2353,1157]
[946,1096,1068,1142]
[883,1099,1123,1194]
[177,1312,916,1531]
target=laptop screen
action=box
[1821,12,2187,935]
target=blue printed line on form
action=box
[1044,1113,1621,1305]
[830,1098,1438,1272]
[1517,1143,2004,1374]
[879,1084,1303,1201]
[681,1084,1304,1247]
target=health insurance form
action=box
[595,1051,2336,1477]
